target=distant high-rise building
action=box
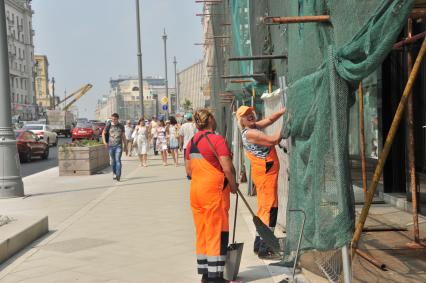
[5,0,36,121]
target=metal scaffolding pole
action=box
[352,36,426,249]
[405,18,421,247]
[358,82,368,200]
[0,0,24,198]
[135,0,145,119]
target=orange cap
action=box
[236,106,254,120]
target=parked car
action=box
[23,124,58,146]
[71,121,101,141]
[15,130,49,162]
[92,122,106,135]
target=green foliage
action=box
[181,99,193,111]
[60,139,103,149]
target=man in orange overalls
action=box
[236,106,285,259]
[186,109,238,283]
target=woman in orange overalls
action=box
[185,109,238,283]
[236,106,285,259]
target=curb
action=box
[0,215,48,265]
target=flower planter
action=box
[58,144,109,176]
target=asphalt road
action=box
[20,137,71,178]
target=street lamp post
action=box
[162,28,169,118]
[0,0,24,198]
[135,0,145,119]
[173,56,179,114]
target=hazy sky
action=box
[32,0,203,119]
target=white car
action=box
[23,124,58,147]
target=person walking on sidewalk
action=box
[236,106,285,259]
[167,116,180,166]
[179,113,197,163]
[157,120,168,166]
[150,117,159,155]
[134,118,149,167]
[102,113,127,182]
[124,120,134,157]
[185,109,238,283]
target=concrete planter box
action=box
[58,145,109,176]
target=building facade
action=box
[95,76,175,121]
[34,55,53,109]
[6,0,36,121]
[177,60,207,111]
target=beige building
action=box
[6,0,36,121]
[34,55,53,109]
[177,60,207,111]
[95,76,175,121]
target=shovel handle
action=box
[236,188,256,217]
[232,194,238,243]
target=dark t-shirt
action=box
[107,123,125,146]
[185,130,231,171]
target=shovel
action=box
[236,188,281,254]
[224,194,244,281]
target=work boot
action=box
[253,236,261,254]
[258,240,281,260]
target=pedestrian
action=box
[156,120,168,166]
[185,109,238,283]
[151,117,158,155]
[102,113,127,182]
[124,120,134,157]
[134,118,149,167]
[236,105,285,259]
[179,113,197,163]
[167,116,180,166]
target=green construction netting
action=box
[281,0,414,267]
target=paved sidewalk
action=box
[0,154,292,283]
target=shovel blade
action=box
[224,243,244,281]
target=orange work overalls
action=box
[244,141,279,229]
[189,133,230,278]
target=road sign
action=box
[162,105,168,111]
[161,96,168,105]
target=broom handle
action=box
[232,194,238,243]
[236,188,256,217]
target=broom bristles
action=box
[253,216,281,253]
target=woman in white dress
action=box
[134,118,149,167]
[156,120,168,166]
[167,116,180,166]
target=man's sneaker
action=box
[113,175,116,180]
[116,175,120,182]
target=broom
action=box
[236,188,281,254]
[203,133,281,253]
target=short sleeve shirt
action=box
[179,122,197,149]
[108,123,125,146]
[185,130,231,171]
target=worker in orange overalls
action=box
[185,109,238,283]
[236,106,285,259]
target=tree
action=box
[182,99,193,112]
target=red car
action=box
[15,130,49,162]
[92,122,106,136]
[71,122,101,141]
